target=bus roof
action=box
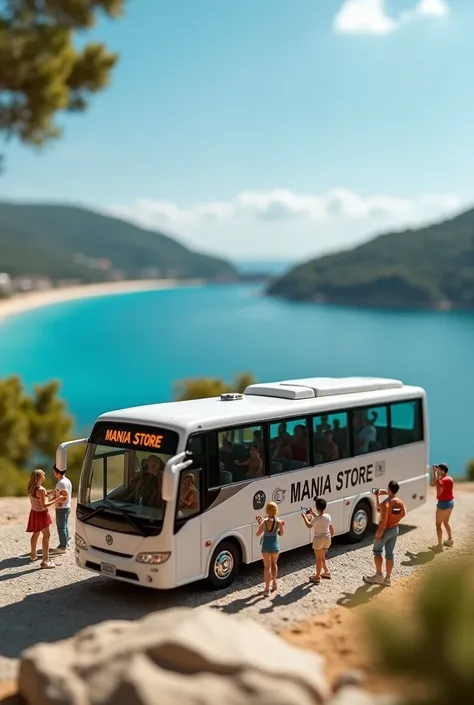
[96,377,426,435]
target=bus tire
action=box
[348,500,372,543]
[207,540,241,590]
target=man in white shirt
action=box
[52,466,72,554]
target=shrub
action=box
[466,458,474,481]
[0,460,27,497]
[366,558,474,704]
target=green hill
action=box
[267,208,474,309]
[0,202,237,282]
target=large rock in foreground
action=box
[19,607,330,705]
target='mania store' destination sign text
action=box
[290,463,381,503]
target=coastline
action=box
[0,278,203,322]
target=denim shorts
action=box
[373,526,399,561]
[437,500,454,511]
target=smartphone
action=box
[301,506,311,514]
[371,488,379,495]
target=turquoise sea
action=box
[0,283,473,476]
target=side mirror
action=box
[55,438,88,471]
[162,451,193,502]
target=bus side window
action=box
[217,424,264,484]
[389,400,423,447]
[269,417,310,474]
[312,412,350,464]
[351,406,388,456]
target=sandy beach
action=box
[0,279,204,322]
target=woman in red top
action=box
[432,463,454,550]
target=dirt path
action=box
[282,572,422,695]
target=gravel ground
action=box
[1,488,473,683]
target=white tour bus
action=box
[57,376,429,590]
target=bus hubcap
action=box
[214,550,234,580]
[353,509,368,535]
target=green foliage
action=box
[26,380,74,459]
[174,372,256,401]
[466,458,474,481]
[0,376,83,496]
[367,559,474,705]
[0,0,124,151]
[0,458,28,496]
[0,376,31,465]
[0,202,238,282]
[267,208,474,309]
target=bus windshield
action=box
[78,422,179,528]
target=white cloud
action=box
[334,0,450,36]
[334,0,397,36]
[106,188,464,260]
[414,0,450,17]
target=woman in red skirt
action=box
[26,469,65,569]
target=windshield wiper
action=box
[113,508,147,537]
[79,500,147,537]
[79,505,109,523]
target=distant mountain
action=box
[267,208,474,310]
[0,202,237,283]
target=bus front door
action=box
[175,516,203,585]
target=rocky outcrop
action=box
[18,607,396,705]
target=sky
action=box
[2,0,474,262]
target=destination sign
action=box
[89,422,179,455]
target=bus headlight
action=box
[136,552,171,565]
[75,533,87,550]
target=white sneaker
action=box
[430,544,444,552]
[363,573,384,585]
[444,538,454,547]
[383,577,392,587]
[40,560,56,569]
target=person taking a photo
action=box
[363,480,406,587]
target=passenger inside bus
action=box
[270,423,291,452]
[315,414,331,436]
[291,424,309,462]
[354,411,378,455]
[119,454,164,507]
[252,429,263,454]
[234,444,263,478]
[220,434,233,456]
[270,419,309,472]
[178,472,199,513]
[272,434,292,460]
[332,419,348,457]
[322,430,339,462]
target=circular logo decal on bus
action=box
[272,487,286,504]
[106,534,113,546]
[375,461,386,478]
[253,490,266,511]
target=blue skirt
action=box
[261,536,280,554]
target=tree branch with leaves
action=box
[0,0,124,158]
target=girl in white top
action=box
[301,497,334,584]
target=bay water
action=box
[0,283,472,476]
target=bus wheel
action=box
[348,501,372,543]
[207,540,241,589]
